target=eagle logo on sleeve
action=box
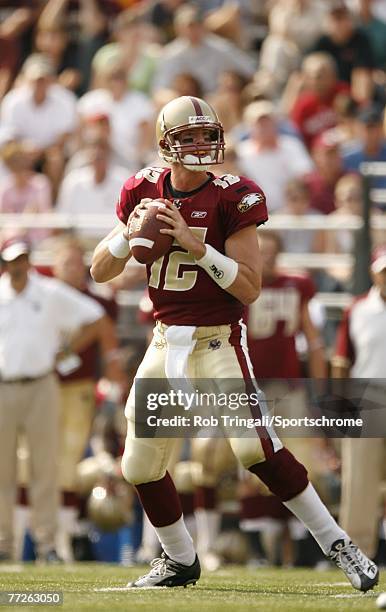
[237,192,264,213]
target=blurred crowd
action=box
[0,0,385,568]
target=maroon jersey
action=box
[247,274,315,378]
[116,167,268,326]
[304,170,342,215]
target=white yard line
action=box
[314,582,351,587]
[330,593,377,599]
[329,594,362,599]
[94,586,169,592]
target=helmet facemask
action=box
[159,122,225,171]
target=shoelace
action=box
[148,555,181,576]
[149,556,168,577]
[331,544,367,574]
[136,553,186,582]
[135,556,168,581]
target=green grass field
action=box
[0,564,384,611]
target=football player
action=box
[91,96,378,590]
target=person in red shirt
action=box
[90,95,378,590]
[247,231,325,379]
[291,52,350,150]
[304,130,345,214]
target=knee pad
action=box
[248,447,308,502]
[121,442,166,485]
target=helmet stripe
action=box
[189,96,203,116]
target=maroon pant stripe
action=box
[231,323,275,459]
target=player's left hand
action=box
[157,200,205,258]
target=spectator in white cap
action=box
[0,236,105,562]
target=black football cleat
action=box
[327,538,379,592]
[127,552,200,588]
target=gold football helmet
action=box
[156,96,225,171]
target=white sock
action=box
[283,483,346,554]
[154,515,195,566]
[195,509,220,555]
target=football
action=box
[377,593,386,609]
[128,201,173,264]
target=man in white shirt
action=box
[0,54,77,154]
[56,139,128,240]
[0,237,104,562]
[332,245,386,560]
[236,101,314,212]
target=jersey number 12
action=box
[149,227,207,291]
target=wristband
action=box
[108,232,130,259]
[195,244,238,289]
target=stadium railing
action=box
[1,203,385,314]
